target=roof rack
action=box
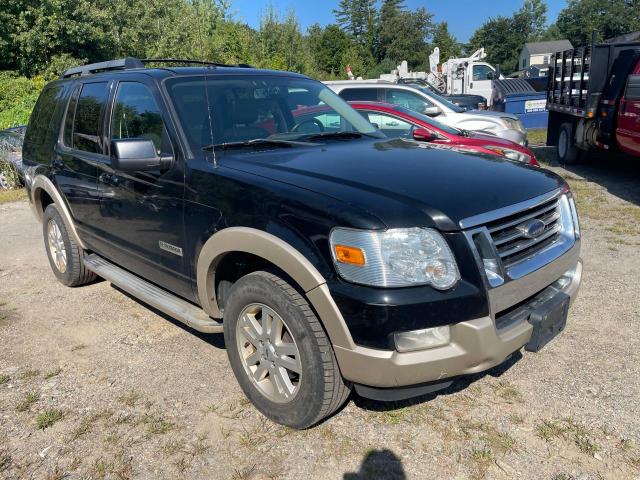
[60,57,253,79]
[60,58,144,78]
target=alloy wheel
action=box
[236,303,302,403]
[47,219,67,273]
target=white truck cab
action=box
[443,49,502,104]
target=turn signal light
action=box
[334,245,366,266]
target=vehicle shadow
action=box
[351,351,523,413]
[531,146,640,207]
[111,285,226,350]
[343,449,406,480]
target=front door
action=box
[468,63,495,103]
[617,73,640,156]
[96,78,191,299]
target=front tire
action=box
[557,122,581,164]
[42,204,96,287]
[223,271,350,429]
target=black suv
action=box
[23,58,582,429]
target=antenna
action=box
[196,2,217,167]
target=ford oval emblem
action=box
[518,219,546,238]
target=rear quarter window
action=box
[24,85,64,147]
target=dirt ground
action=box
[1,153,639,480]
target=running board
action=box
[83,254,223,334]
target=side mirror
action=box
[412,128,438,142]
[423,105,442,117]
[111,139,172,172]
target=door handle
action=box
[99,173,119,186]
[52,157,64,169]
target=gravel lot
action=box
[1,154,639,480]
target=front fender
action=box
[195,226,355,349]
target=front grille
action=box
[485,198,562,268]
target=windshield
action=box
[392,105,462,135]
[414,86,466,113]
[166,75,380,151]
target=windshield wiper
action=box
[300,131,375,141]
[202,138,313,151]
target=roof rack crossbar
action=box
[60,57,144,79]
[60,58,255,79]
[140,58,253,68]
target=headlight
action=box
[502,117,525,132]
[329,227,460,289]
[483,145,531,164]
[568,194,580,239]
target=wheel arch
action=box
[196,227,355,350]
[30,175,87,250]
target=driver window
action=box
[387,90,433,115]
[473,65,495,81]
[110,82,172,155]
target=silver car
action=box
[325,81,528,145]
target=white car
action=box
[325,81,528,145]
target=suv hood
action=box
[222,138,565,231]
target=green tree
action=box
[514,0,548,41]
[556,0,640,45]
[307,24,351,76]
[432,22,461,62]
[467,16,521,73]
[378,0,433,67]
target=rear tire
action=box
[223,271,350,429]
[557,123,581,164]
[42,204,96,287]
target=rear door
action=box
[55,80,111,243]
[96,76,191,298]
[617,72,640,157]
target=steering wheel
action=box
[292,118,325,133]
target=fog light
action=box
[553,265,577,290]
[394,326,451,353]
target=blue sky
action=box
[228,0,567,42]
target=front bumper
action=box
[496,128,528,146]
[334,249,582,389]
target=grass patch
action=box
[573,425,600,455]
[0,450,11,472]
[21,369,40,380]
[494,381,522,403]
[44,368,62,380]
[527,128,547,145]
[482,430,517,454]
[16,390,40,412]
[142,414,173,435]
[0,188,27,204]
[536,419,569,442]
[36,409,64,430]
[231,465,257,480]
[0,374,9,385]
[71,410,113,441]
[117,391,140,407]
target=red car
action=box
[347,102,538,165]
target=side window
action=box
[63,86,80,147]
[70,82,109,153]
[25,85,63,147]
[339,88,379,102]
[387,90,433,114]
[363,111,413,139]
[110,82,171,155]
[473,65,495,81]
[625,75,640,100]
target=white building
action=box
[519,40,573,70]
